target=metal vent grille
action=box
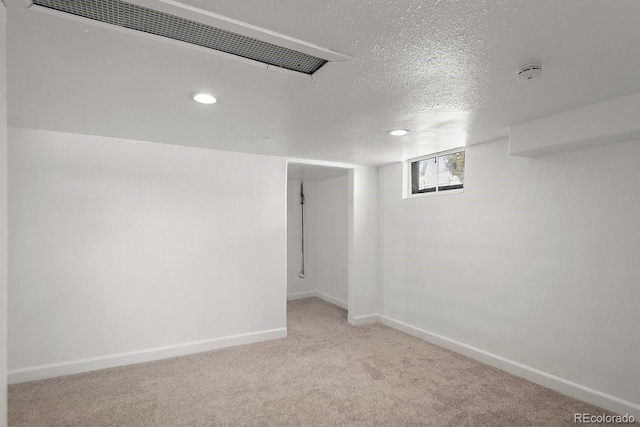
[32,0,329,75]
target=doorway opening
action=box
[286,163,350,313]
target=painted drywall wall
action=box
[0,5,8,425]
[378,138,640,411]
[316,175,348,306]
[348,166,379,323]
[8,127,287,381]
[287,180,316,297]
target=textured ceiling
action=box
[7,0,640,166]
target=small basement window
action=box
[406,149,465,197]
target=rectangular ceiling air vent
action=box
[31,0,329,75]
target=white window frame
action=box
[402,147,465,199]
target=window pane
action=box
[411,157,437,194]
[437,151,465,190]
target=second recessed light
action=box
[389,129,410,136]
[190,92,217,104]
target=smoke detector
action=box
[518,63,543,81]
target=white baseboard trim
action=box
[348,313,378,326]
[287,291,348,310]
[315,291,348,310]
[377,315,640,419]
[286,291,316,300]
[8,327,287,384]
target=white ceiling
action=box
[287,163,348,182]
[7,0,640,166]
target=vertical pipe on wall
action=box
[298,181,305,279]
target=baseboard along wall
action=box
[11,301,637,419]
[8,328,287,384]
[287,291,348,310]
[11,292,348,385]
[286,291,317,301]
[376,314,640,419]
[347,313,378,326]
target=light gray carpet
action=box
[9,298,632,426]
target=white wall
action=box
[316,175,348,305]
[0,5,8,425]
[8,127,287,381]
[286,180,316,296]
[378,138,640,413]
[348,166,379,323]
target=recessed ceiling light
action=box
[389,129,410,136]
[189,92,217,104]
